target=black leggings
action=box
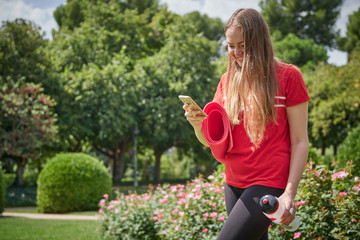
[217,184,284,240]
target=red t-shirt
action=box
[213,62,310,189]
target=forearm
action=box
[194,126,209,147]
[285,140,309,198]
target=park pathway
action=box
[1,208,99,220]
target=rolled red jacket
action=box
[202,102,233,163]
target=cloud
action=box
[160,0,261,21]
[0,0,58,39]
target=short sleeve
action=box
[285,65,310,107]
[213,73,227,106]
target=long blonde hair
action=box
[224,9,278,146]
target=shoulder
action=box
[276,61,302,78]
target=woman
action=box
[183,8,309,240]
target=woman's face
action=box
[225,26,245,68]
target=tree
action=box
[260,0,344,47]
[337,7,360,54]
[0,19,50,87]
[0,83,57,185]
[183,11,224,41]
[132,16,220,181]
[49,1,167,182]
[274,33,328,68]
[306,51,360,155]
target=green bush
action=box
[0,170,5,213]
[37,153,112,213]
[23,170,39,186]
[338,124,360,176]
[99,160,360,239]
[3,174,16,189]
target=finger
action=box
[280,206,296,225]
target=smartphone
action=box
[178,95,207,118]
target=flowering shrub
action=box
[98,170,226,239]
[268,161,360,239]
[99,161,359,239]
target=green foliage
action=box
[337,8,360,54]
[99,170,226,239]
[274,33,327,68]
[37,153,112,213]
[0,170,5,213]
[260,0,344,47]
[306,54,360,153]
[338,124,360,176]
[53,0,86,30]
[183,11,224,41]
[0,19,51,88]
[3,173,16,188]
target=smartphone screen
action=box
[178,95,207,118]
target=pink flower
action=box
[214,188,223,193]
[218,216,225,221]
[351,218,357,223]
[315,171,320,176]
[202,212,209,218]
[159,198,168,204]
[153,216,158,220]
[295,200,306,206]
[103,194,109,198]
[107,205,114,210]
[331,171,348,180]
[208,175,215,180]
[210,212,218,218]
[202,228,208,233]
[121,217,127,221]
[339,192,347,197]
[353,186,360,191]
[162,231,167,235]
[172,209,178,214]
[293,232,301,239]
[99,199,106,207]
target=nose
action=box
[234,47,243,56]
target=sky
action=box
[0,0,359,66]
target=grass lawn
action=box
[5,208,98,216]
[0,216,103,240]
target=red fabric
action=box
[202,102,233,163]
[212,62,310,189]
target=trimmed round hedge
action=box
[37,153,112,213]
[0,170,5,213]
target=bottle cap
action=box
[259,195,278,214]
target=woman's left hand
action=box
[278,192,296,225]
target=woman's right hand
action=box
[183,104,207,130]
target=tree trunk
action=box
[142,158,149,181]
[321,138,326,156]
[333,144,338,155]
[15,157,26,186]
[112,142,129,183]
[154,148,163,183]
